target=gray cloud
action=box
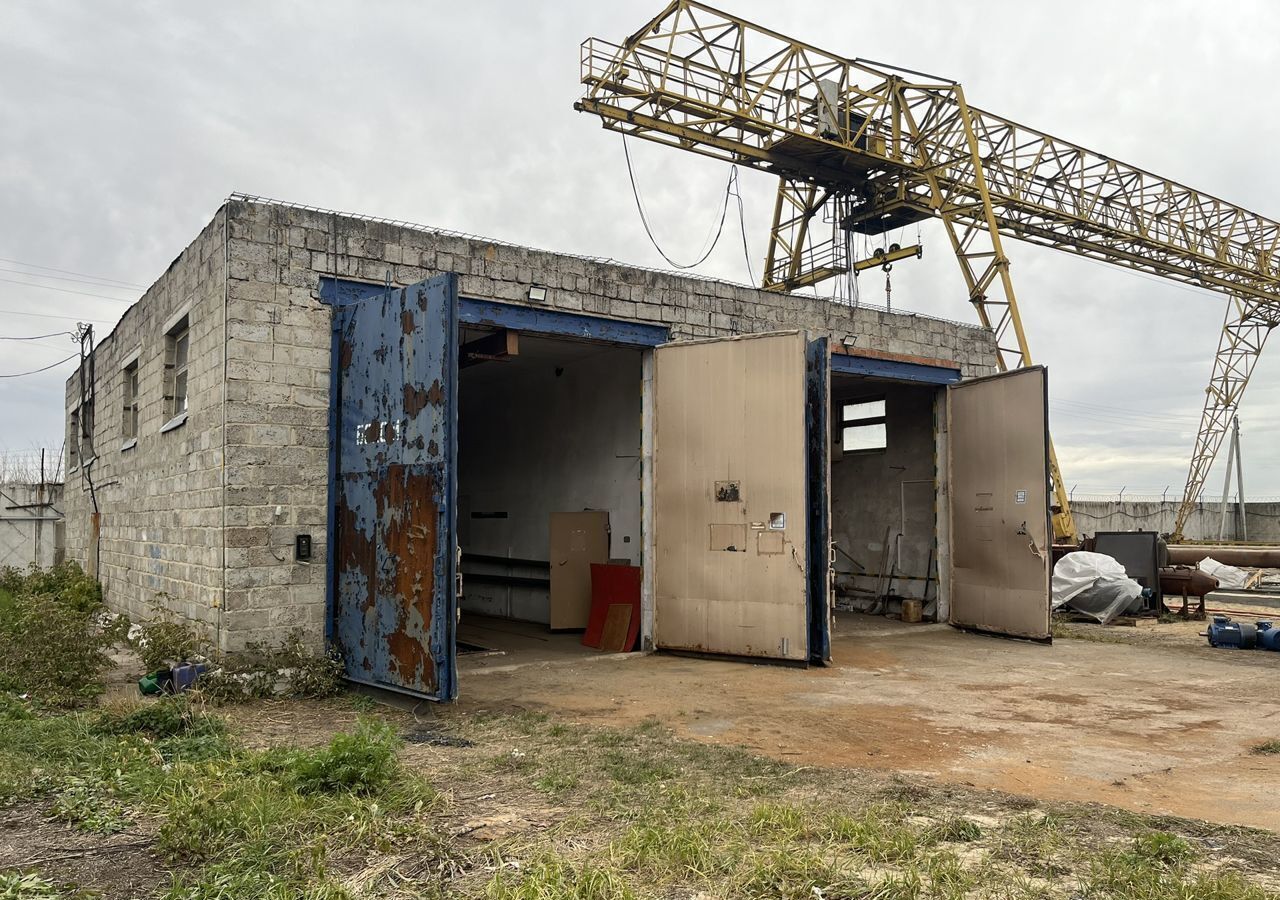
[2,0,1277,498]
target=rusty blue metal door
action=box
[332,274,458,700]
[806,336,832,664]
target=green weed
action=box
[826,803,924,863]
[290,718,401,794]
[732,845,865,899]
[0,871,87,899]
[1131,829,1195,867]
[49,775,132,834]
[613,819,738,880]
[485,854,635,900]
[1083,846,1268,899]
[927,816,983,843]
[995,812,1072,872]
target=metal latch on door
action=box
[1016,521,1046,562]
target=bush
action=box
[272,630,345,699]
[0,563,130,707]
[130,598,204,672]
[0,595,113,707]
[195,629,345,703]
[0,561,101,615]
[281,718,401,795]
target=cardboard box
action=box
[549,511,611,630]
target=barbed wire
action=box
[0,448,64,485]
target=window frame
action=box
[121,351,141,450]
[840,396,888,454]
[67,405,81,472]
[161,313,190,433]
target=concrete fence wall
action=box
[1071,500,1280,542]
[0,482,64,570]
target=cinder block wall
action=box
[68,197,998,652]
[63,211,228,637]
[216,198,997,651]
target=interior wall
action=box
[457,337,643,623]
[831,379,940,606]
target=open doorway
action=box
[455,328,644,665]
[830,376,942,622]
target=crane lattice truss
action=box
[576,0,1280,542]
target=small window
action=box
[163,315,190,429]
[122,359,139,444]
[842,398,887,453]
[67,408,80,471]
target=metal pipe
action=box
[1166,545,1280,567]
[844,572,931,582]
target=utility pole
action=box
[1218,414,1245,541]
[1234,416,1247,541]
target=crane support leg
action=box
[897,82,1077,543]
[763,178,840,292]
[1173,296,1278,541]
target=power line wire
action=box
[0,266,140,292]
[0,331,74,341]
[1053,397,1196,422]
[0,353,78,378]
[0,307,113,325]
[1054,412,1192,432]
[0,276,137,303]
[0,256,145,289]
[622,133,733,270]
[1051,410,1194,432]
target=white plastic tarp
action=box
[1198,557,1249,590]
[1051,551,1144,625]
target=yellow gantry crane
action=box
[575,1,1280,544]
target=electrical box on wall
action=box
[295,534,312,561]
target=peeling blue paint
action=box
[319,277,669,348]
[831,353,961,384]
[806,336,832,665]
[330,275,458,700]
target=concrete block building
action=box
[64,195,1052,700]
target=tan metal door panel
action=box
[946,367,1051,640]
[654,332,809,662]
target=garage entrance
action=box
[828,354,1053,641]
[830,374,944,619]
[455,329,644,654]
[324,274,1050,701]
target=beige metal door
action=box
[946,367,1051,640]
[653,332,812,662]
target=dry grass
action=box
[3,697,1280,898]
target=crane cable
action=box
[622,133,737,272]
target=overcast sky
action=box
[1,1,1277,500]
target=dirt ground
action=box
[454,611,1280,831]
[0,809,165,897]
